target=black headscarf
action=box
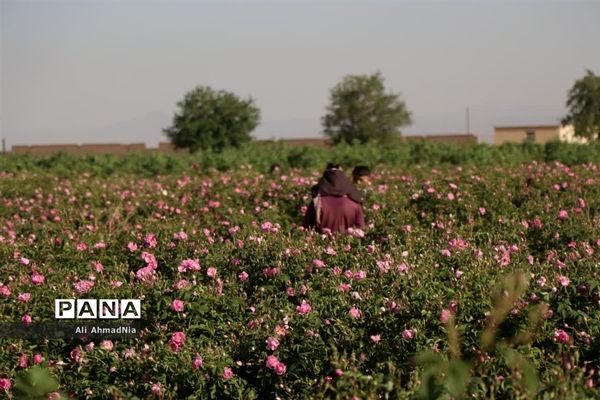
[317,168,364,204]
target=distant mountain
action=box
[8,106,565,148]
[86,111,172,147]
[253,118,323,140]
[91,115,324,145]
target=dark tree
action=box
[322,72,412,145]
[164,86,260,152]
[562,70,600,140]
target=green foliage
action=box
[322,72,412,144]
[562,69,600,140]
[416,273,547,399]
[416,352,470,400]
[3,140,600,177]
[13,366,63,400]
[163,85,261,152]
[0,149,599,398]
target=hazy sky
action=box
[1,0,599,147]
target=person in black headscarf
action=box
[316,163,364,204]
[302,163,366,233]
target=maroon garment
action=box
[302,196,365,233]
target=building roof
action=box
[405,133,477,137]
[494,124,560,130]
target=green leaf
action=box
[416,351,443,366]
[446,360,470,398]
[13,366,60,399]
[521,359,540,397]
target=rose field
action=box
[0,144,599,399]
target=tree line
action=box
[164,71,600,153]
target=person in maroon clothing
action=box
[302,164,366,233]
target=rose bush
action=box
[0,159,598,398]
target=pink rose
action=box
[440,309,453,324]
[537,276,547,287]
[0,285,11,298]
[151,383,162,397]
[70,347,82,363]
[136,266,156,284]
[207,267,217,278]
[173,279,190,290]
[123,348,135,358]
[169,331,186,352]
[586,378,594,389]
[0,378,12,391]
[192,353,203,370]
[174,231,188,241]
[296,300,312,315]
[178,259,200,272]
[171,331,186,345]
[33,353,44,365]
[18,354,28,368]
[144,234,157,248]
[402,329,415,340]
[76,242,88,252]
[100,340,114,351]
[353,270,367,280]
[18,292,31,302]
[274,362,287,376]
[266,355,279,369]
[127,242,138,252]
[397,263,409,274]
[73,280,94,293]
[349,307,362,319]
[266,337,279,351]
[339,283,352,292]
[557,275,570,287]
[172,299,185,312]
[31,273,45,285]
[553,329,570,344]
[262,267,280,278]
[223,367,234,380]
[21,314,32,326]
[238,271,249,281]
[141,252,158,269]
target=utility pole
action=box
[466,107,471,134]
[2,138,5,154]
